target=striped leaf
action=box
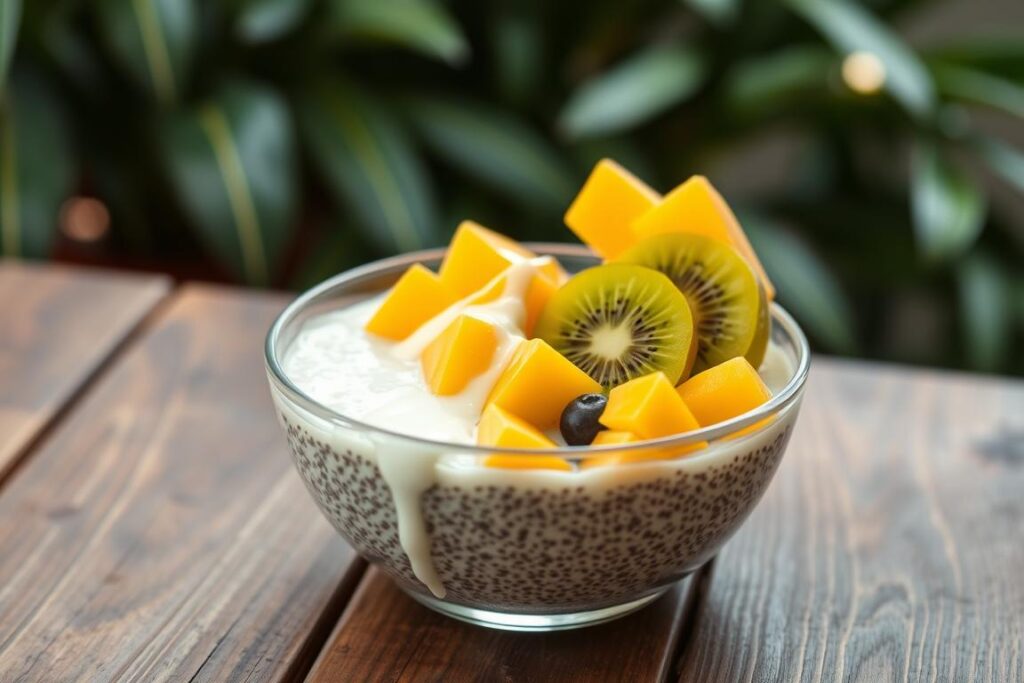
[911,141,986,263]
[299,81,439,254]
[161,81,297,285]
[402,95,575,211]
[934,64,1024,119]
[0,73,73,258]
[96,0,196,104]
[787,0,935,118]
[328,0,468,66]
[0,0,20,94]
[559,44,707,139]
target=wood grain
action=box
[677,360,1024,682]
[0,285,361,682]
[0,261,169,481]
[307,566,702,682]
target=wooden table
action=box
[1,261,1021,682]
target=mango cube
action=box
[677,357,771,427]
[581,430,641,469]
[470,257,564,337]
[365,264,458,341]
[479,405,570,471]
[565,159,660,260]
[486,339,602,429]
[478,404,557,449]
[439,220,536,297]
[600,372,701,440]
[632,176,776,300]
[420,314,497,395]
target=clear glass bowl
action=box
[265,244,810,631]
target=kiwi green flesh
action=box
[745,284,770,370]
[534,264,694,389]
[616,233,762,375]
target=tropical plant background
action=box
[0,0,1021,374]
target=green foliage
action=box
[0,0,1022,374]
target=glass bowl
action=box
[265,244,809,631]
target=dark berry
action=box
[560,393,608,446]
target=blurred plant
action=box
[0,0,1021,374]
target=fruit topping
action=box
[438,220,536,297]
[616,233,764,375]
[565,159,660,260]
[479,405,572,470]
[631,175,776,300]
[560,393,608,446]
[534,264,696,389]
[420,314,498,395]
[676,356,771,427]
[599,372,701,443]
[365,263,458,341]
[470,257,564,336]
[486,338,602,429]
[579,430,640,469]
[478,404,558,449]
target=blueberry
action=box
[560,393,608,446]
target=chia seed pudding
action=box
[268,289,804,616]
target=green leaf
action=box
[933,64,1024,118]
[683,0,739,26]
[298,81,439,254]
[236,0,314,43]
[0,72,74,258]
[161,81,297,285]
[328,0,468,66]
[787,0,934,117]
[974,136,1024,193]
[910,142,986,262]
[402,95,575,211]
[723,46,834,116]
[957,253,1012,372]
[96,0,196,104]
[739,210,859,354]
[926,34,1024,80]
[0,0,20,94]
[491,11,540,105]
[559,44,707,139]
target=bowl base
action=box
[402,586,672,632]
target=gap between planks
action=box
[0,282,177,492]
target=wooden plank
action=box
[678,360,1024,681]
[0,285,361,682]
[307,567,701,682]
[0,261,169,481]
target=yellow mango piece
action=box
[484,454,572,471]
[487,338,602,429]
[478,404,557,449]
[676,356,771,427]
[469,257,563,337]
[365,264,458,341]
[420,314,497,395]
[439,220,536,296]
[600,372,701,440]
[565,159,661,260]
[581,430,640,469]
[632,176,776,300]
[583,429,705,468]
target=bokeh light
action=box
[60,197,111,243]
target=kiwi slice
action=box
[534,264,695,389]
[616,233,763,374]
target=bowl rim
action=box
[265,243,811,458]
